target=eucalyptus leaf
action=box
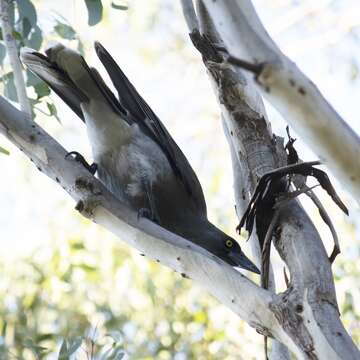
[106,330,122,343]
[22,17,32,39]
[84,0,103,26]
[8,0,15,27]
[67,337,83,354]
[47,102,61,122]
[0,146,9,156]
[34,81,50,99]
[17,0,37,27]
[108,347,125,360]
[23,338,48,355]
[36,333,54,342]
[3,72,18,102]
[54,21,76,40]
[26,69,42,87]
[111,2,128,10]
[58,340,69,360]
[58,337,82,359]
[11,30,22,41]
[26,25,42,50]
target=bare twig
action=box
[304,186,341,263]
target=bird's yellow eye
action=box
[226,240,233,248]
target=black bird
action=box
[21,42,259,273]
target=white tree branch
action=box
[209,42,359,360]
[202,0,360,202]
[186,4,290,357]
[180,1,359,358]
[0,0,31,115]
[180,0,198,32]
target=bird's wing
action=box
[21,46,128,123]
[95,42,207,215]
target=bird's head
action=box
[221,236,260,274]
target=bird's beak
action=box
[228,250,260,274]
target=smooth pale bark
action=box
[202,0,360,203]
[181,0,359,358]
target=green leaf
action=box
[34,81,50,99]
[26,69,42,87]
[54,21,76,40]
[12,30,22,41]
[58,337,82,359]
[58,340,69,360]
[8,0,15,27]
[106,331,122,343]
[1,321,7,336]
[78,264,97,273]
[69,239,85,251]
[67,337,83,354]
[107,347,125,360]
[3,72,18,102]
[84,0,103,26]
[111,2,128,10]
[26,25,42,50]
[0,42,6,65]
[36,333,54,342]
[47,102,61,122]
[23,338,48,355]
[17,0,37,27]
[22,17,32,39]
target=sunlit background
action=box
[0,0,359,358]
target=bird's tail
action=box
[20,44,125,122]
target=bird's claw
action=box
[66,151,97,175]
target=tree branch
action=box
[202,0,360,202]
[208,40,358,360]
[0,0,31,115]
[181,1,359,358]
[189,4,290,360]
[180,0,198,32]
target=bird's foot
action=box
[66,151,97,175]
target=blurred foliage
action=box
[0,145,10,155]
[0,233,253,359]
[0,221,358,359]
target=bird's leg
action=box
[65,151,97,175]
[137,179,160,224]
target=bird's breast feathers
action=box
[87,114,172,198]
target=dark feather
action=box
[94,42,207,215]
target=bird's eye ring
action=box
[226,240,233,248]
